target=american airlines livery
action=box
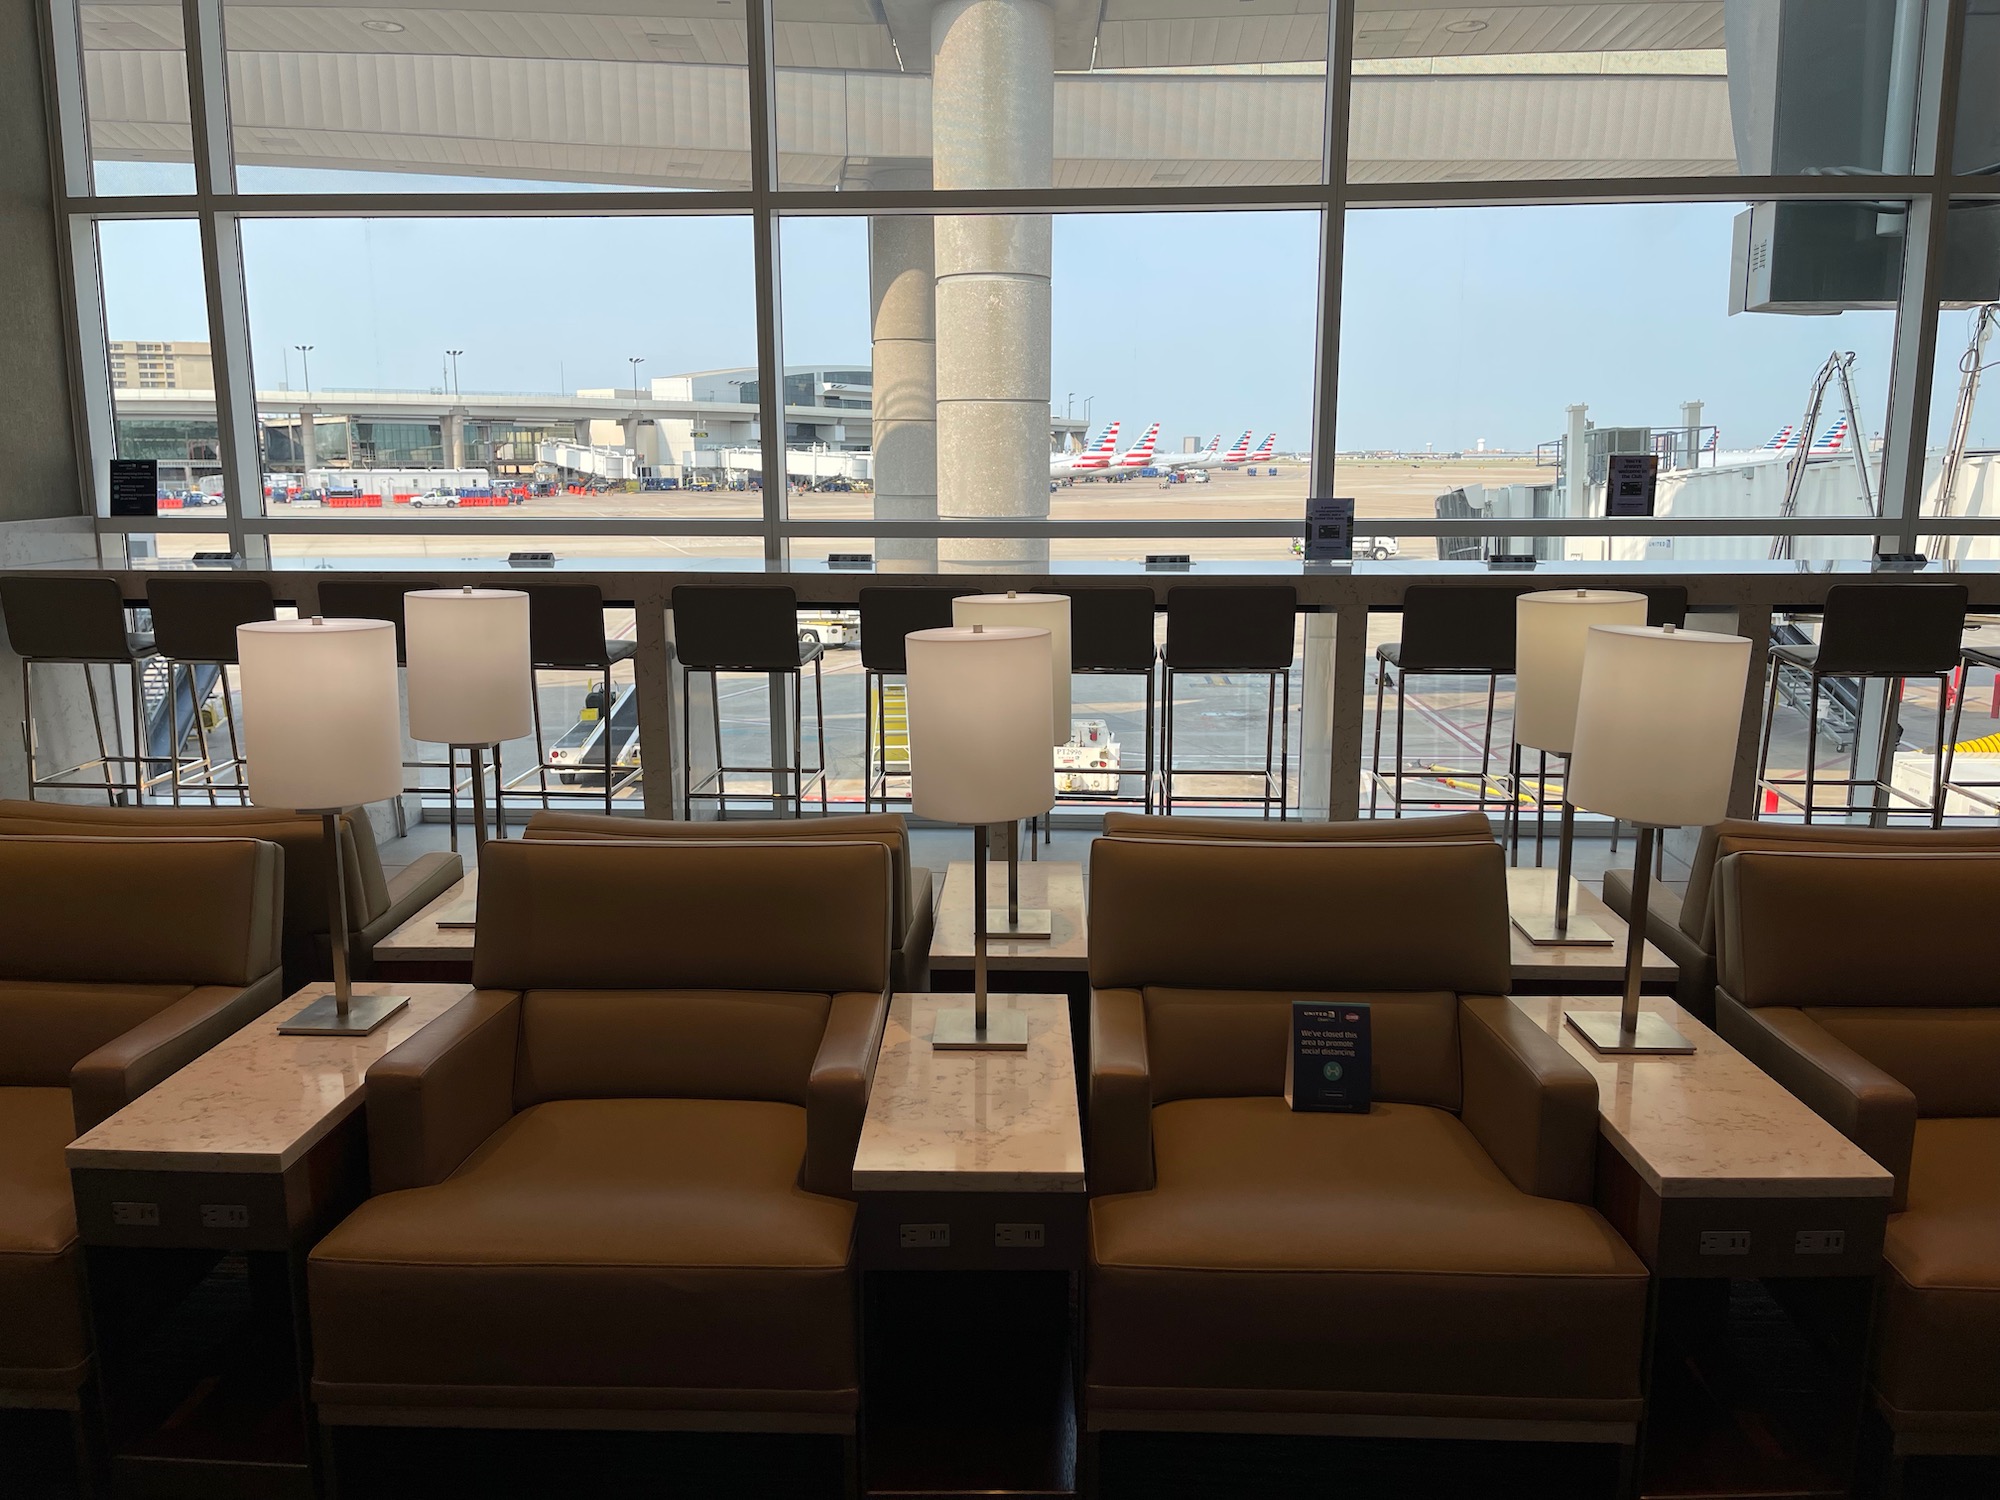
[1246,433,1278,463]
[1107,422,1161,471]
[1050,422,1121,478]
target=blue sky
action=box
[94,198,1991,453]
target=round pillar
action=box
[870,166,938,568]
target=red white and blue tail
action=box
[1118,422,1161,465]
[1812,419,1850,452]
[1248,433,1277,462]
[1762,424,1798,450]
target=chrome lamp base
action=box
[277,992,410,1037]
[983,907,1053,940]
[931,1004,1031,1051]
[1512,913,1613,948]
[1564,1009,1695,1056]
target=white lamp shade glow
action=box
[906,625,1055,824]
[953,592,1071,744]
[1514,589,1648,755]
[238,618,404,810]
[405,588,533,745]
[1567,625,1752,828]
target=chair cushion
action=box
[1874,1117,2000,1431]
[309,1098,858,1412]
[0,981,194,1089]
[1088,1097,1647,1422]
[0,1087,88,1390]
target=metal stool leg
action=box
[85,663,115,804]
[1369,656,1387,818]
[220,669,243,799]
[19,659,35,800]
[532,668,551,810]
[1479,672,1498,815]
[130,659,148,802]
[1391,667,1408,819]
[1804,673,1821,825]
[1756,658,1783,818]
[1162,665,1176,815]
[1277,668,1291,820]
[862,669,874,813]
[492,742,506,839]
[712,669,728,819]
[815,655,828,816]
[1944,660,1971,800]
[167,663,182,806]
[1933,672,1949,827]
[790,669,803,818]
[1262,671,1277,820]
[681,665,695,821]
[448,746,459,851]
[1536,750,1548,868]
[603,665,615,817]
[1143,667,1156,815]
[1506,742,1521,863]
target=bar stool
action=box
[0,576,157,803]
[1066,587,1158,814]
[674,585,826,819]
[1943,637,2000,815]
[521,584,637,817]
[858,587,969,812]
[1370,584,1522,821]
[1758,582,1967,826]
[316,581,495,846]
[1160,585,1296,818]
[144,577,275,805]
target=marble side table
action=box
[372,870,478,983]
[1506,869,1677,996]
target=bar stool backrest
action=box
[315,581,439,666]
[1395,585,1524,673]
[1812,583,1969,677]
[1642,586,1689,628]
[145,578,276,664]
[672,585,802,673]
[0,577,137,662]
[1162,586,1297,672]
[524,583,615,670]
[858,587,972,674]
[1070,587,1158,673]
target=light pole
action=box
[295,344,314,395]
[629,356,645,398]
[1083,395,1094,429]
[446,349,463,398]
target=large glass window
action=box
[81,0,194,193]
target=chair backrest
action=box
[858,587,972,673]
[1813,583,1967,677]
[1641,586,1689,628]
[0,835,282,1087]
[0,576,137,662]
[1394,585,1525,673]
[144,577,276,663]
[1162,586,1297,672]
[1101,810,1494,844]
[671,585,802,673]
[1069,587,1158,673]
[315,582,439,665]
[1716,848,2000,1117]
[473,839,893,1108]
[524,583,613,669]
[1089,836,1510,1108]
[522,808,919,928]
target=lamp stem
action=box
[467,744,488,852]
[1007,818,1020,925]
[1553,789,1576,939]
[322,810,352,1017]
[1620,825,1655,1042]
[973,823,989,1036]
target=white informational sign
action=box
[1606,454,1659,518]
[1304,497,1356,561]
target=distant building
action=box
[107,340,213,391]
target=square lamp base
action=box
[1512,913,1614,948]
[277,993,411,1037]
[930,1005,1031,1052]
[983,907,1053,941]
[433,899,478,931]
[1564,1009,1696,1056]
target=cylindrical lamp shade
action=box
[1514,589,1648,754]
[953,593,1071,744]
[1567,625,1752,828]
[906,625,1055,824]
[238,618,403,810]
[405,588,533,745]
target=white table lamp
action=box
[907,623,1055,1050]
[406,587,531,854]
[952,591,1071,940]
[239,616,410,1037]
[1564,623,1751,1055]
[1512,589,1647,947]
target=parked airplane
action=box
[1157,431,1255,472]
[1812,418,1850,452]
[1104,422,1161,472]
[1050,422,1121,478]
[1245,433,1278,464]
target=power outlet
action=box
[1795,1229,1846,1256]
[1699,1230,1752,1256]
[995,1223,1045,1249]
[899,1223,950,1250]
[110,1202,160,1228]
[200,1204,251,1230]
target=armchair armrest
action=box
[1090,987,1153,1197]
[365,990,520,1193]
[70,971,286,1133]
[1714,992,1917,1210]
[805,989,891,1196]
[1460,995,1600,1204]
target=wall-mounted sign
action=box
[1606,453,1659,518]
[1304,496,1355,561]
[109,459,158,518]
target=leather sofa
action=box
[1715,848,2000,1454]
[307,836,894,1437]
[0,800,461,991]
[1084,834,1648,1448]
[1601,819,2000,1023]
[0,835,285,1410]
[521,808,934,991]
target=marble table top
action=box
[930,861,1088,972]
[375,870,479,962]
[853,993,1085,1193]
[1507,868,1675,985]
[1508,994,1894,1201]
[67,983,474,1175]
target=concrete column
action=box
[931,0,1054,571]
[297,404,318,475]
[870,167,938,568]
[444,408,466,470]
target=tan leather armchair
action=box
[1602,819,2000,1023]
[522,808,935,991]
[0,835,284,1409]
[0,800,461,991]
[1714,848,2000,1454]
[1085,835,1648,1448]
[307,836,894,1436]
